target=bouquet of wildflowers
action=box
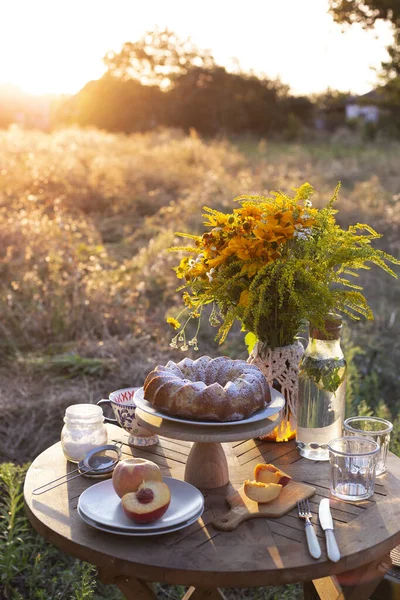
[167,183,399,351]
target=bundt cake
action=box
[143,355,271,422]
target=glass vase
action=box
[296,315,347,460]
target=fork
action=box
[298,499,322,559]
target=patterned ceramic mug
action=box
[97,387,158,447]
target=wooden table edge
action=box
[23,494,400,589]
[23,430,400,590]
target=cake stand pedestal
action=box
[135,390,284,490]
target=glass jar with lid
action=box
[296,314,347,461]
[61,404,108,463]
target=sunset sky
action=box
[1,0,393,97]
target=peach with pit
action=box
[122,481,171,524]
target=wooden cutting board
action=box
[212,480,316,531]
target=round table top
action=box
[24,423,400,588]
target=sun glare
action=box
[1,0,394,96]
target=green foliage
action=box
[73,563,97,600]
[300,355,347,392]
[343,332,400,455]
[283,113,303,141]
[0,462,85,599]
[19,352,115,378]
[0,462,126,600]
[363,120,378,141]
[169,183,399,349]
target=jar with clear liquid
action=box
[296,316,347,461]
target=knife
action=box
[319,498,341,562]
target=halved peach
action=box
[254,463,292,487]
[243,480,282,503]
[121,480,171,524]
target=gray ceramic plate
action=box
[77,476,204,530]
[134,387,285,426]
[77,505,204,536]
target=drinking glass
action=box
[343,416,393,476]
[328,436,380,501]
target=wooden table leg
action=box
[183,587,227,600]
[336,554,392,600]
[303,577,344,600]
[97,569,156,600]
[116,577,157,600]
[303,553,392,600]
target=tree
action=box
[103,27,215,89]
[59,74,165,132]
[329,0,400,132]
[328,0,400,28]
[167,66,288,135]
[328,2,400,82]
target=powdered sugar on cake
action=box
[143,356,271,422]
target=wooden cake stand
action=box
[135,390,284,490]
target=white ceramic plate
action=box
[77,505,204,536]
[134,387,284,426]
[77,477,204,531]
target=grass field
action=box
[0,126,399,598]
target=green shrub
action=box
[0,462,100,599]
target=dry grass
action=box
[0,126,399,464]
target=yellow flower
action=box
[227,236,263,260]
[234,205,263,220]
[299,207,318,227]
[239,290,250,307]
[167,317,181,330]
[278,210,294,226]
[183,292,194,307]
[253,222,286,243]
[293,182,314,201]
[204,211,231,227]
[174,257,190,279]
[207,252,231,269]
[188,262,208,277]
[277,223,295,239]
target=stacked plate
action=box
[77,477,204,536]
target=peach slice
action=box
[254,463,292,487]
[121,480,171,524]
[112,457,162,498]
[243,480,282,504]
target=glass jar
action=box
[61,404,108,463]
[296,315,347,461]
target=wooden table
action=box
[24,423,400,600]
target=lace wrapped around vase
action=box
[247,341,304,441]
